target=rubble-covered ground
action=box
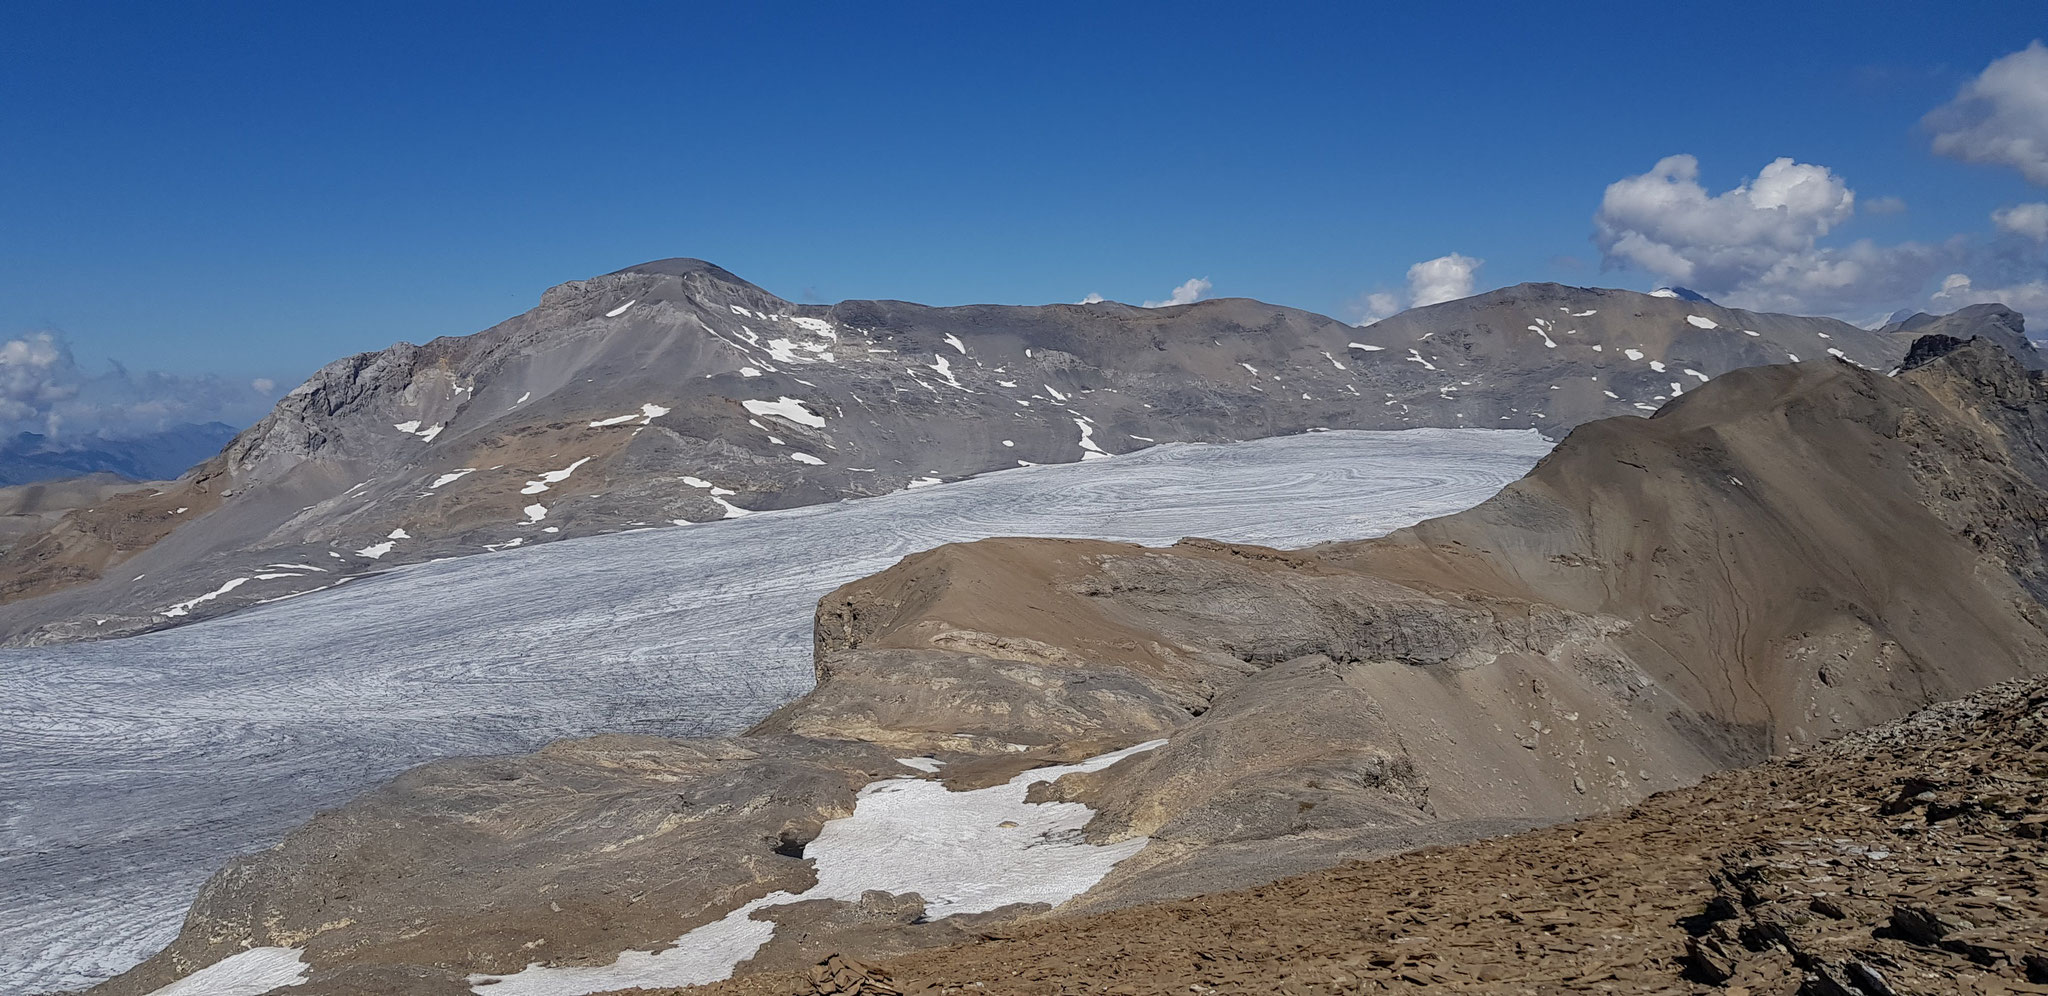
[664,677,2048,996]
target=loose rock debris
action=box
[632,679,2048,995]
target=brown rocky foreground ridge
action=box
[658,676,2048,996]
[92,334,2048,995]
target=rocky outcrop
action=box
[672,677,2048,996]
[93,338,2048,996]
[9,262,2014,644]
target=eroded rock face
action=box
[96,338,2048,996]
[9,265,2014,645]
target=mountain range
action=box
[0,259,2025,645]
[0,423,236,488]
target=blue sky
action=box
[2,1,2045,426]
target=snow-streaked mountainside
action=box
[0,429,1552,995]
[1,258,2019,645]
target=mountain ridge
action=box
[0,261,2023,645]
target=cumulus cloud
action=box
[1142,277,1212,309]
[1993,202,2048,241]
[1595,154,1856,285]
[1925,41,2048,186]
[1591,154,1957,317]
[1406,253,1483,308]
[1354,292,1403,324]
[1077,292,1106,304]
[0,331,283,441]
[1348,254,1487,325]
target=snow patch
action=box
[907,476,943,489]
[942,333,966,354]
[1685,315,1718,329]
[928,354,968,390]
[522,504,547,524]
[1075,418,1110,460]
[1347,342,1385,352]
[145,946,309,996]
[522,457,593,494]
[789,452,825,466]
[589,404,669,428]
[467,742,1162,996]
[355,541,395,560]
[161,577,252,618]
[428,469,476,490]
[1624,348,1645,362]
[743,397,826,428]
[605,300,637,318]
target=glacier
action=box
[0,429,1553,993]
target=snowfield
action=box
[470,741,1168,995]
[0,429,1554,992]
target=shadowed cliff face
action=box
[7,262,2016,645]
[95,338,2048,996]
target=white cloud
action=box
[1925,41,2048,186]
[1595,154,1856,287]
[1993,202,2048,241]
[1931,272,2048,317]
[0,331,280,440]
[1142,277,1211,309]
[1347,254,1485,325]
[1077,292,1106,304]
[252,377,277,394]
[1592,154,1954,317]
[0,334,81,429]
[1864,195,1908,215]
[1406,253,1483,308]
[1354,292,1402,324]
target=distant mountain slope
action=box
[1880,302,2042,369]
[0,260,2021,642]
[0,422,236,486]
